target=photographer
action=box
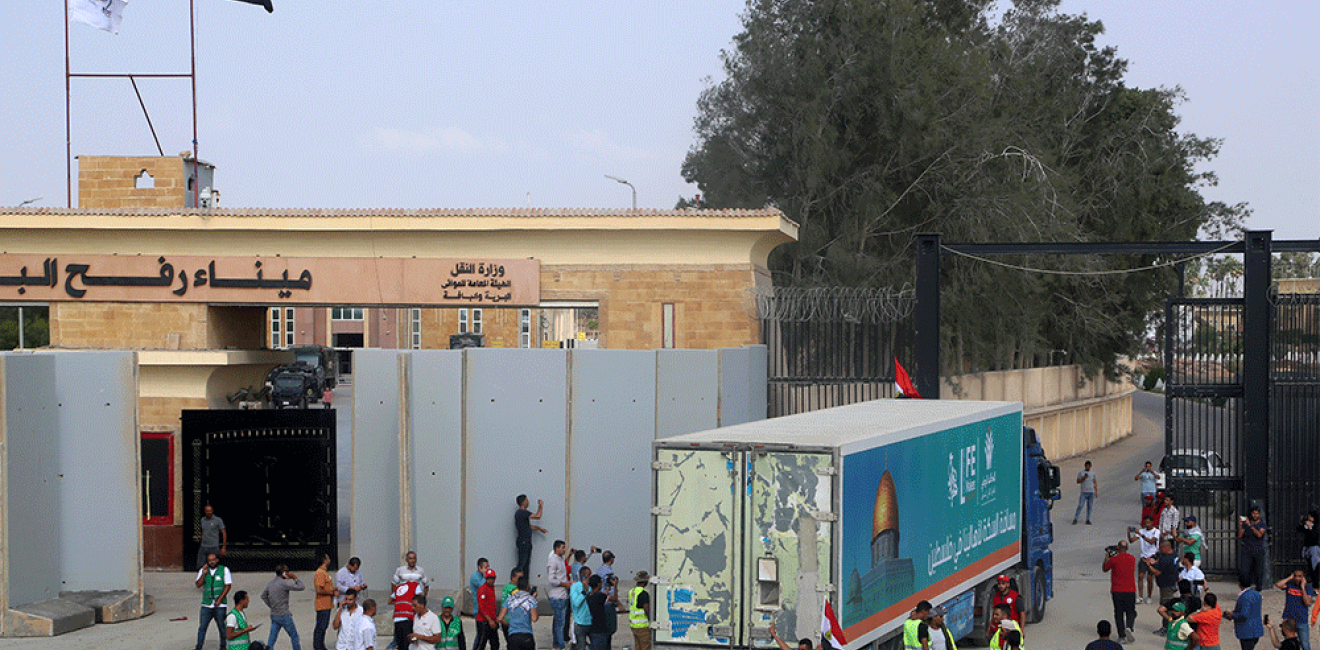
[1298,511,1319,587]
[1104,540,1139,643]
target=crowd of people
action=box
[191,495,655,650]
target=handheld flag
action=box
[69,0,128,33]
[894,357,922,399]
[821,599,847,650]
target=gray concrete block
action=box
[5,598,96,636]
[59,590,154,623]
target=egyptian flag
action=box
[894,357,922,399]
[821,599,847,650]
[229,0,274,12]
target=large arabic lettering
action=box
[0,255,539,306]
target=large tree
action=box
[682,0,1245,373]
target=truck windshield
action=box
[295,352,321,366]
[275,377,304,389]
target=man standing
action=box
[500,569,523,645]
[199,504,228,568]
[435,596,466,650]
[500,576,539,650]
[471,558,490,614]
[314,553,337,650]
[336,557,367,605]
[391,552,431,650]
[359,599,379,650]
[1134,516,1162,604]
[990,575,1022,628]
[1160,494,1183,544]
[1148,540,1182,621]
[1180,553,1207,596]
[921,606,957,650]
[408,595,442,650]
[548,541,573,650]
[514,496,547,577]
[333,589,363,650]
[586,575,610,650]
[262,563,306,650]
[1187,592,1223,650]
[1085,620,1124,650]
[1159,601,1194,650]
[902,600,931,650]
[597,552,621,650]
[1227,573,1264,650]
[476,568,502,650]
[195,552,233,650]
[1136,462,1160,504]
[628,572,652,650]
[1277,569,1315,650]
[1176,516,1205,568]
[1241,507,1269,591]
[226,590,260,650]
[1103,540,1138,643]
[571,567,594,650]
[1075,460,1098,525]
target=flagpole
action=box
[189,0,198,208]
[65,0,72,208]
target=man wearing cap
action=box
[476,567,502,650]
[903,601,931,650]
[990,575,1022,629]
[435,597,465,650]
[628,572,652,650]
[1176,516,1205,568]
[1159,601,1195,650]
[921,606,958,650]
[409,595,442,650]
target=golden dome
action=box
[872,470,898,539]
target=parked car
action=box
[1160,448,1233,505]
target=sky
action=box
[0,1,1315,241]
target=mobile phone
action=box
[1265,615,1270,626]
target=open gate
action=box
[182,408,336,571]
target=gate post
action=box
[1241,230,1272,525]
[914,233,941,399]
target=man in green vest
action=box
[904,601,933,650]
[628,572,652,650]
[1160,601,1194,650]
[435,596,466,650]
[226,590,261,650]
[196,552,233,650]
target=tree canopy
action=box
[682,0,1246,374]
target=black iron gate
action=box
[1269,292,1320,577]
[183,408,336,571]
[756,287,915,417]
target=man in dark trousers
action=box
[1227,573,1264,650]
[1104,539,1138,643]
[513,495,546,576]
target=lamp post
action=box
[604,175,637,211]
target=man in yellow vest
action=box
[628,572,652,650]
[904,601,933,650]
[226,590,261,650]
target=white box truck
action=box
[650,399,1060,650]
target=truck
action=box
[265,345,338,408]
[650,399,1060,650]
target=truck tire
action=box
[1026,564,1046,624]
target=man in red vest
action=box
[990,575,1023,628]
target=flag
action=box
[68,0,127,34]
[821,599,847,650]
[228,0,274,13]
[894,357,922,399]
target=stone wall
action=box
[77,156,187,209]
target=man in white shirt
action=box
[407,595,441,650]
[1129,516,1160,604]
[333,589,364,650]
[336,558,368,606]
[548,541,573,650]
[358,599,378,650]
[1179,553,1206,596]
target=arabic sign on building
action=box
[0,255,540,306]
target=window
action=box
[519,309,531,348]
[411,308,422,349]
[141,432,173,525]
[332,307,364,321]
[459,308,483,334]
[662,303,675,348]
[472,308,483,334]
[269,307,295,349]
[459,308,469,333]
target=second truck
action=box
[651,399,1060,650]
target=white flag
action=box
[68,0,128,34]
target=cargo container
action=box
[650,399,1060,650]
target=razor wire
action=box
[746,285,916,323]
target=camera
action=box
[1105,545,1119,556]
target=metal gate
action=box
[1269,292,1320,577]
[755,287,915,417]
[182,408,336,571]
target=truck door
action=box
[745,451,835,647]
[654,448,745,647]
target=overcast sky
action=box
[1,1,1315,241]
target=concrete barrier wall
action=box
[1,355,62,610]
[941,364,1135,459]
[351,346,768,606]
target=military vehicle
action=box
[265,345,338,409]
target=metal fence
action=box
[1269,292,1320,577]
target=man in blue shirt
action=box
[1277,569,1315,650]
[1227,573,1263,650]
[1085,620,1124,650]
[1135,462,1160,504]
[570,567,593,650]
[470,558,489,614]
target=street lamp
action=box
[604,175,637,211]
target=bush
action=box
[1142,366,1166,391]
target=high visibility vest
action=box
[989,629,1024,649]
[202,566,228,606]
[1164,619,1190,650]
[437,616,463,650]
[932,626,958,650]
[628,586,649,629]
[229,609,250,650]
[903,619,923,650]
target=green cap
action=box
[1172,601,1186,612]
[441,596,456,609]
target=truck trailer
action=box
[650,399,1060,650]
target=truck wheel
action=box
[1026,564,1046,624]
